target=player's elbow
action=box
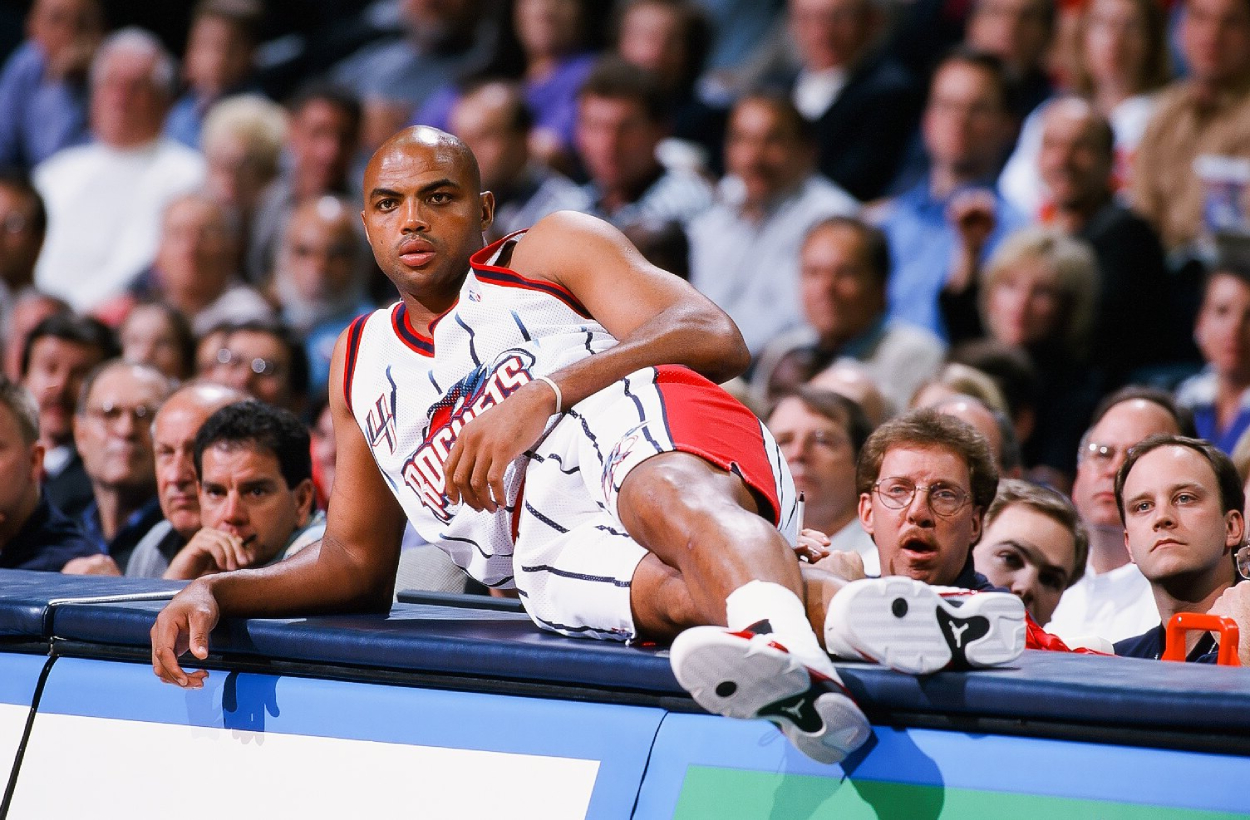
[704,313,750,381]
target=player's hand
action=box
[443,379,558,512]
[795,528,831,563]
[150,581,219,688]
[814,550,867,582]
[164,528,255,580]
[1208,583,1250,666]
[61,554,122,575]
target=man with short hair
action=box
[68,360,174,573]
[575,57,713,230]
[0,378,99,571]
[33,28,206,311]
[1115,435,1243,660]
[0,172,47,337]
[164,401,323,580]
[752,216,944,409]
[964,0,1056,117]
[974,477,1087,626]
[767,387,878,573]
[689,92,858,355]
[1046,388,1192,643]
[1133,0,1250,253]
[875,49,1025,342]
[125,382,247,578]
[202,320,309,416]
[20,313,117,517]
[448,80,590,243]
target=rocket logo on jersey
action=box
[402,349,537,522]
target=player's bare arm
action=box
[151,330,409,686]
[444,210,750,511]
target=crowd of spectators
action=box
[3,0,1250,663]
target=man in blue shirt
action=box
[0,377,99,572]
[874,48,1026,342]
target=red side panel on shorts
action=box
[652,365,782,525]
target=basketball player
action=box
[151,127,1025,763]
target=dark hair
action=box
[949,339,1041,420]
[932,46,1018,116]
[734,88,816,145]
[857,407,1000,510]
[803,216,891,288]
[986,477,1088,587]
[777,386,874,458]
[21,313,119,377]
[0,169,47,237]
[457,78,534,134]
[286,82,363,134]
[1115,434,1245,521]
[1087,385,1196,441]
[578,56,671,123]
[191,0,264,43]
[194,400,312,488]
[219,319,310,402]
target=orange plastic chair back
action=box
[1162,613,1240,666]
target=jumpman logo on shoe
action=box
[947,620,972,648]
[935,608,990,664]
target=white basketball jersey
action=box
[343,233,617,587]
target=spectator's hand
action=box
[150,581,218,688]
[948,189,997,252]
[795,528,832,563]
[1208,583,1250,666]
[443,379,557,512]
[814,550,867,582]
[61,554,122,575]
[164,528,255,580]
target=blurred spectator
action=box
[575,57,713,229]
[20,313,116,517]
[807,357,891,426]
[0,377,99,571]
[33,28,206,312]
[272,195,375,396]
[66,360,173,574]
[974,477,1087,626]
[1000,0,1171,215]
[118,301,196,382]
[874,49,1026,342]
[1048,388,1190,643]
[1115,435,1242,660]
[752,216,944,410]
[931,395,1024,477]
[164,0,264,149]
[1132,0,1250,253]
[331,0,496,110]
[977,226,1101,481]
[613,0,722,172]
[125,381,246,578]
[200,94,288,273]
[0,0,103,170]
[309,396,335,508]
[203,319,309,416]
[164,400,322,579]
[248,84,362,285]
[3,290,68,381]
[447,79,589,242]
[767,386,879,573]
[689,92,857,355]
[415,0,601,168]
[774,0,923,200]
[911,360,1010,416]
[0,171,46,339]
[964,0,1057,118]
[1033,99,1173,385]
[1176,266,1250,453]
[947,338,1042,448]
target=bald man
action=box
[151,126,1025,764]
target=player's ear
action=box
[479,191,495,231]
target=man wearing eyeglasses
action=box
[1046,388,1192,644]
[203,320,309,417]
[62,360,173,574]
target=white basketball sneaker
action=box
[670,620,872,764]
[825,576,1027,675]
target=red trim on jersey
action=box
[651,365,782,525]
[470,232,591,318]
[392,303,435,356]
[342,313,370,414]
